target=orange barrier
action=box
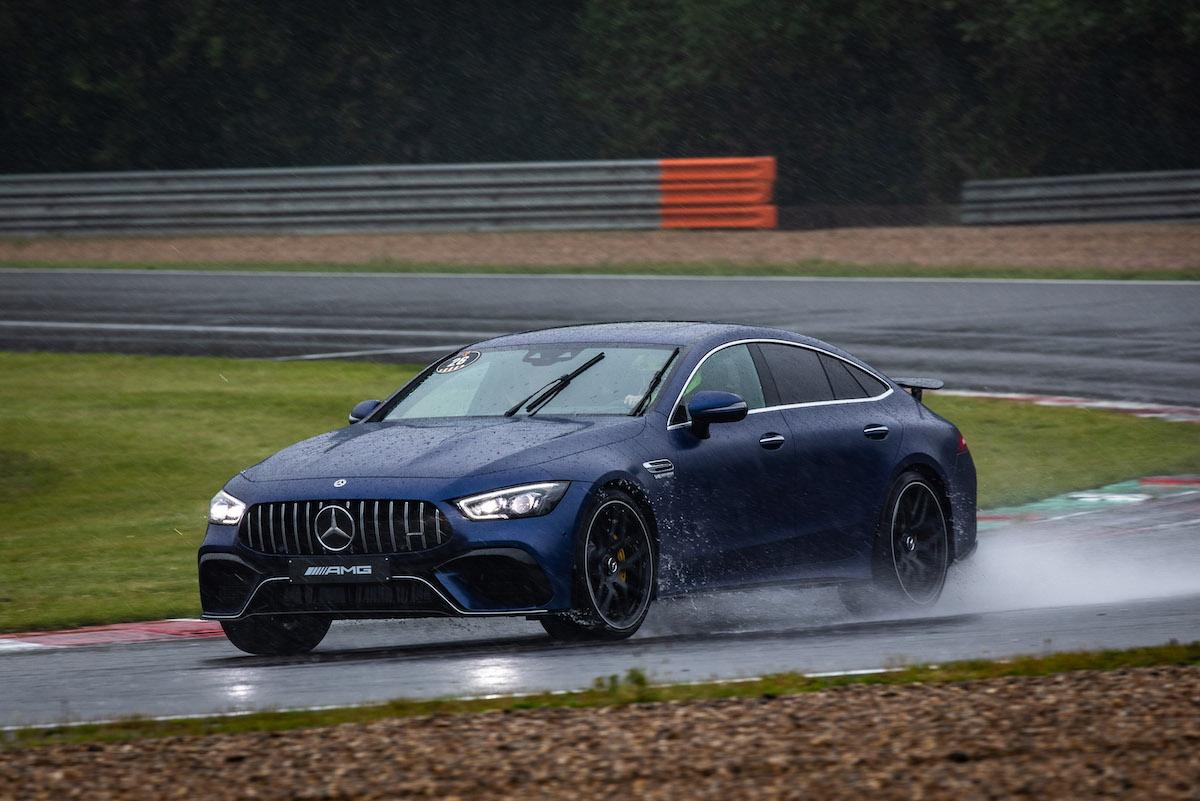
[661,204,778,230]
[660,180,773,207]
[658,157,776,229]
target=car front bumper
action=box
[198,481,590,620]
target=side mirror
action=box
[686,391,748,439]
[349,399,382,424]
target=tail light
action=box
[956,431,968,454]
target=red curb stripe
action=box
[1,619,224,648]
[1139,477,1200,486]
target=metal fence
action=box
[960,169,1200,225]
[0,158,776,236]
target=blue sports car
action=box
[200,322,976,655]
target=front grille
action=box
[238,499,451,555]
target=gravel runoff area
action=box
[1,223,1198,270]
[4,666,1199,800]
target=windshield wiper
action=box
[629,347,679,416]
[504,351,606,417]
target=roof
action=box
[472,321,740,348]
[470,321,867,367]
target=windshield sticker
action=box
[436,350,481,373]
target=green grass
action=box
[0,352,418,632]
[1,258,1197,281]
[927,394,1200,507]
[5,640,1199,750]
[1,351,1198,632]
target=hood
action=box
[242,416,644,482]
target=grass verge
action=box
[1,258,1197,281]
[2,351,1198,631]
[5,640,1198,750]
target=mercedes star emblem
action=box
[314,504,355,552]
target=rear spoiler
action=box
[892,376,944,403]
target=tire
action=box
[221,615,331,656]
[540,488,656,642]
[838,470,950,616]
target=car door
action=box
[657,343,800,590]
[757,343,900,576]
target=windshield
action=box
[381,345,677,420]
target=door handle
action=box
[863,424,889,440]
[759,433,786,450]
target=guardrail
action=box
[960,169,1200,225]
[0,157,776,235]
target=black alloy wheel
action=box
[541,489,655,641]
[221,614,331,656]
[839,471,950,615]
[887,479,950,604]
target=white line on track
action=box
[941,389,1200,423]
[1,266,1197,287]
[0,319,498,339]
[802,667,897,679]
[276,344,462,361]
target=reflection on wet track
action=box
[3,489,1199,727]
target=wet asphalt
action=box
[3,489,1200,727]
[2,268,1198,404]
[2,267,1198,726]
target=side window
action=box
[818,353,887,400]
[758,344,834,404]
[674,344,765,423]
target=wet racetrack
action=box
[2,268,1198,727]
[3,488,1200,727]
[2,268,1198,403]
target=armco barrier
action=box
[0,157,776,235]
[961,169,1200,225]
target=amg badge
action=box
[288,556,389,583]
[303,565,372,576]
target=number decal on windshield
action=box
[436,350,482,373]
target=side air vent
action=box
[643,459,675,480]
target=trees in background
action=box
[2,0,1196,204]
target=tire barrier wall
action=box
[960,169,1200,225]
[0,157,776,235]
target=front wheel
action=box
[541,489,655,642]
[221,615,331,655]
[838,471,950,615]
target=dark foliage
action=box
[1,0,1196,204]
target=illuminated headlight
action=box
[208,490,247,526]
[454,482,569,521]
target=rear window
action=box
[848,363,889,397]
[818,353,888,400]
[758,344,834,404]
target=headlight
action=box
[208,490,247,526]
[454,482,569,521]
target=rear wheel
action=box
[221,615,331,656]
[838,471,949,615]
[541,489,655,642]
